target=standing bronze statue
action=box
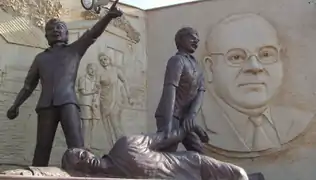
[155,27,208,153]
[6,2,122,167]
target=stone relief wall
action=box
[146,0,316,179]
[70,15,147,156]
[0,0,147,170]
[200,13,314,157]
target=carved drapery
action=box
[0,0,69,29]
[81,10,141,43]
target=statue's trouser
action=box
[32,104,84,166]
[156,116,205,154]
[200,154,249,180]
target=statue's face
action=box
[69,148,100,173]
[206,16,283,109]
[45,21,68,46]
[99,55,111,67]
[179,30,199,54]
[87,65,96,76]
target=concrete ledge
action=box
[0,175,160,180]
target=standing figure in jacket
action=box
[6,4,122,166]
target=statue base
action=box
[0,166,161,179]
[0,166,265,180]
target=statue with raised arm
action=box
[155,27,208,153]
[5,1,122,167]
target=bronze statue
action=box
[61,127,249,180]
[6,1,122,167]
[1,126,263,179]
[155,27,207,153]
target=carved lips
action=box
[238,82,265,87]
[191,43,198,49]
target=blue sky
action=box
[120,0,199,9]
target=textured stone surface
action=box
[146,0,316,179]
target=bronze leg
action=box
[32,107,59,166]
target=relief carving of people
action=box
[199,13,314,156]
[77,63,101,149]
[98,52,133,146]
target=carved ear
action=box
[202,56,213,83]
[280,44,287,55]
[278,44,288,60]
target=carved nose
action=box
[244,55,263,74]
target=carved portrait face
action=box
[175,27,200,54]
[86,63,97,76]
[99,54,111,68]
[45,19,68,46]
[205,14,283,110]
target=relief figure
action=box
[77,63,101,149]
[200,13,314,156]
[98,52,133,146]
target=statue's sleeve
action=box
[163,55,184,87]
[71,30,97,57]
[24,58,39,92]
[198,74,206,92]
[71,14,114,57]
[148,129,185,151]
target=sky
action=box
[120,0,199,10]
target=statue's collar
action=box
[176,51,194,59]
[45,43,68,52]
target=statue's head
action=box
[86,63,97,76]
[204,13,284,111]
[45,18,69,46]
[98,52,112,68]
[175,27,199,54]
[61,148,100,174]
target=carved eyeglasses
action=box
[209,45,280,67]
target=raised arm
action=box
[73,4,123,55]
[155,55,184,138]
[7,58,39,119]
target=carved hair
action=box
[174,27,198,50]
[61,148,76,171]
[86,63,97,71]
[45,18,67,31]
[98,52,111,60]
[205,13,281,54]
